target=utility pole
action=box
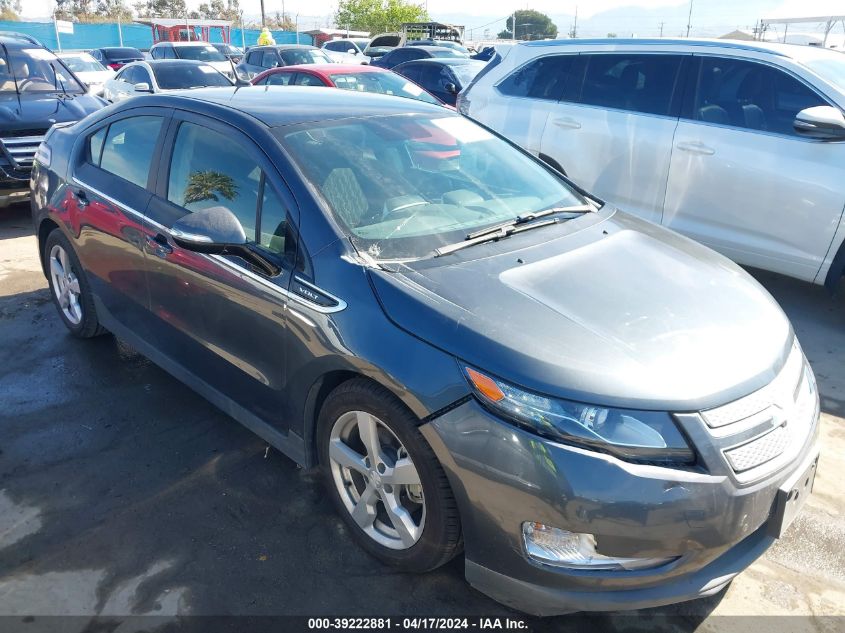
[260,0,266,27]
[569,6,578,39]
[685,0,693,37]
[658,21,664,37]
[512,11,516,41]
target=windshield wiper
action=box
[434,204,594,257]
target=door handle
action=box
[552,117,581,130]
[145,233,173,258]
[72,188,89,208]
[676,141,715,156]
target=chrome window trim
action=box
[71,178,347,314]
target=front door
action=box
[662,55,845,282]
[143,112,299,426]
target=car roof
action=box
[398,57,484,66]
[144,59,215,66]
[520,37,822,59]
[270,63,386,74]
[0,32,43,46]
[158,41,220,47]
[253,44,318,50]
[147,85,448,127]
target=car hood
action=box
[368,209,793,411]
[74,70,114,84]
[0,93,104,132]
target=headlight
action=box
[464,367,694,464]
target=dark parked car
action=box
[89,47,144,70]
[406,39,471,56]
[30,87,819,616]
[211,42,244,63]
[235,44,333,79]
[370,45,463,69]
[393,58,486,105]
[0,34,105,207]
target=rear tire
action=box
[317,378,462,572]
[44,228,106,339]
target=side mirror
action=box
[793,105,845,140]
[134,82,152,93]
[171,206,281,276]
[444,82,458,95]
[347,48,357,55]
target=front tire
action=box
[44,228,105,338]
[317,378,462,572]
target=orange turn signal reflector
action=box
[466,367,505,402]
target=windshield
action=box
[60,54,106,73]
[153,63,233,89]
[328,71,441,104]
[280,48,333,65]
[174,45,227,62]
[0,46,84,94]
[276,115,586,260]
[802,55,845,93]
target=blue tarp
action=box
[0,20,312,51]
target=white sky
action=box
[20,0,845,32]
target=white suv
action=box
[459,39,845,289]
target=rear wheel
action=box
[317,378,462,572]
[44,229,105,338]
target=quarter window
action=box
[691,57,828,136]
[96,116,162,188]
[498,55,577,101]
[167,122,261,240]
[259,181,288,255]
[580,54,683,116]
[88,127,106,164]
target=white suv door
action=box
[537,53,686,224]
[663,55,845,282]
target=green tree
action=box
[184,171,238,204]
[133,0,187,18]
[96,0,132,20]
[498,9,558,41]
[335,0,427,36]
[0,0,21,20]
[197,0,240,21]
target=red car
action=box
[250,63,448,107]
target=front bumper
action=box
[0,183,29,207]
[421,398,820,616]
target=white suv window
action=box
[497,54,578,101]
[579,53,683,116]
[691,57,828,136]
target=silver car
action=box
[460,39,845,290]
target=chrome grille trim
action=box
[702,344,803,429]
[0,135,44,170]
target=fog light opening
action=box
[521,522,678,571]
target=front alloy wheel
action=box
[318,378,462,571]
[329,410,425,549]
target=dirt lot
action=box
[1,202,843,631]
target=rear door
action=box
[538,52,686,224]
[70,108,170,339]
[143,111,299,425]
[663,55,845,281]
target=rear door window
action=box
[97,116,163,188]
[579,53,683,116]
[294,73,324,86]
[266,72,293,85]
[689,56,829,135]
[260,50,279,68]
[498,54,578,101]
